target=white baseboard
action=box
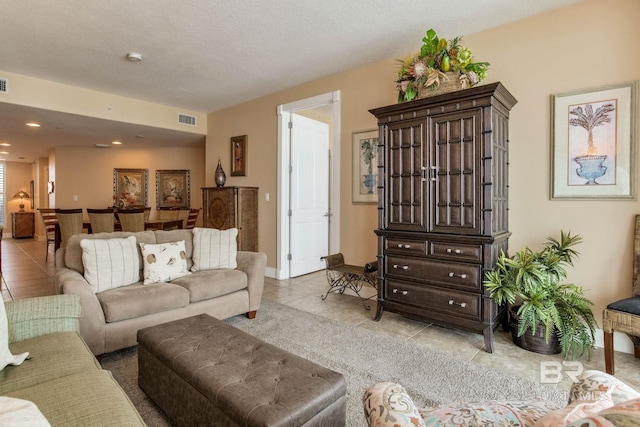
[594,328,634,354]
[265,266,277,279]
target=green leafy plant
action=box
[484,231,596,359]
[396,28,490,102]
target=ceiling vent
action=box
[0,78,7,93]
[178,113,196,126]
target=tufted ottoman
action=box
[137,313,347,426]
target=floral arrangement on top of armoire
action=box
[396,29,490,102]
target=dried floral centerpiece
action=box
[396,29,490,102]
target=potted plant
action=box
[483,231,596,359]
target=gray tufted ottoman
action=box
[137,313,346,426]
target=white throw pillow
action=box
[0,298,29,371]
[139,240,191,284]
[0,397,51,426]
[80,236,140,293]
[191,227,238,271]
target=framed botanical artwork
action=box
[352,128,379,203]
[231,135,247,176]
[113,168,148,208]
[551,81,637,200]
[156,169,190,209]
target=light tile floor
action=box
[4,236,640,396]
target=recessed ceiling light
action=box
[0,143,10,147]
[0,151,9,155]
[25,122,40,127]
[126,52,143,62]
[111,141,122,145]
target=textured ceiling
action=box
[0,0,583,162]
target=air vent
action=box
[178,113,196,126]
[94,143,110,148]
[0,79,7,93]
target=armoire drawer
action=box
[385,255,481,292]
[385,279,481,320]
[385,238,427,256]
[429,241,482,263]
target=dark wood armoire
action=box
[369,83,517,352]
[202,186,258,252]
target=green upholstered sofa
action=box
[1,295,146,426]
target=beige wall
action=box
[52,144,206,220]
[206,0,640,334]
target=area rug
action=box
[101,299,567,427]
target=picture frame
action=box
[231,135,247,176]
[113,168,148,208]
[551,81,637,200]
[29,180,34,209]
[156,169,190,209]
[352,128,379,203]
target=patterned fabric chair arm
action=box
[363,382,426,427]
[569,369,640,405]
[5,295,81,344]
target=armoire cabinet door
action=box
[429,108,482,235]
[384,118,427,232]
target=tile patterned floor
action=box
[4,236,640,397]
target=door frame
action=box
[276,90,341,280]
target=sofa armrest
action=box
[236,251,267,312]
[569,370,640,405]
[363,382,425,427]
[5,295,81,344]
[55,267,107,355]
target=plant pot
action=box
[508,306,561,355]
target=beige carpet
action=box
[101,299,567,427]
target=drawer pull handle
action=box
[449,299,467,308]
[446,248,462,254]
[448,272,468,279]
[392,288,409,296]
[393,264,409,270]
[397,244,411,249]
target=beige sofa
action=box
[2,295,145,426]
[55,229,267,356]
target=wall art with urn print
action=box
[552,81,637,199]
[352,129,379,203]
[156,169,190,209]
[113,168,148,208]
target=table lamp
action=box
[13,190,30,212]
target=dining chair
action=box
[158,207,180,220]
[603,214,640,374]
[143,207,152,221]
[37,208,57,262]
[185,208,201,229]
[86,208,115,233]
[117,208,145,232]
[54,208,84,249]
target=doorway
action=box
[277,91,341,280]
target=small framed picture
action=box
[156,169,190,209]
[352,129,379,203]
[231,135,247,176]
[113,168,148,208]
[551,81,637,200]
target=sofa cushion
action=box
[0,296,28,371]
[191,227,238,271]
[418,401,562,427]
[139,240,191,284]
[1,332,100,394]
[566,397,640,427]
[171,269,248,303]
[6,369,146,427]
[64,231,156,275]
[81,236,140,293]
[97,283,190,322]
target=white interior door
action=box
[289,113,329,277]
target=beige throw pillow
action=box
[191,227,238,271]
[81,236,140,293]
[139,240,191,284]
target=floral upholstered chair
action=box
[363,370,640,427]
